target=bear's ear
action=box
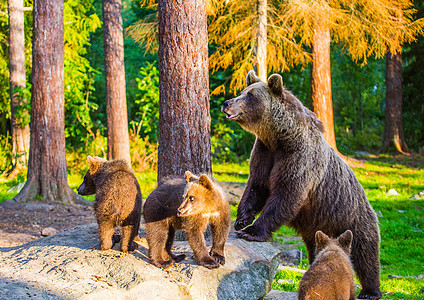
[246,70,261,86]
[267,74,283,95]
[338,230,353,250]
[185,171,199,183]
[198,174,213,190]
[87,156,103,175]
[315,230,330,248]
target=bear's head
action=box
[221,70,282,135]
[177,172,216,217]
[222,70,324,146]
[315,230,353,257]
[77,156,107,195]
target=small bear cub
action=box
[298,230,356,300]
[77,156,142,252]
[143,171,230,269]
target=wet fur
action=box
[222,71,382,299]
[143,173,230,269]
[77,157,142,252]
[298,230,356,300]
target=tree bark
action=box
[157,0,211,181]
[14,0,88,205]
[311,17,338,152]
[256,0,267,82]
[102,0,131,163]
[8,0,30,171]
[382,51,410,154]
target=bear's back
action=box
[143,178,186,223]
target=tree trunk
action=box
[102,0,131,163]
[14,0,88,205]
[157,0,211,181]
[8,0,30,171]
[311,17,338,152]
[256,0,267,82]
[382,51,410,154]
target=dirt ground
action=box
[0,200,95,247]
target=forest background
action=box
[0,0,424,175]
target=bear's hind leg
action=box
[351,232,382,300]
[98,220,114,250]
[120,224,138,252]
[146,222,175,268]
[166,225,186,263]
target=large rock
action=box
[0,223,281,300]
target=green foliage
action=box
[331,46,386,154]
[11,83,31,127]
[403,0,424,152]
[132,61,159,141]
[64,0,101,146]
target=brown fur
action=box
[221,70,382,299]
[143,171,230,269]
[77,156,142,252]
[298,230,356,300]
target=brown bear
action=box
[77,156,142,252]
[143,171,230,269]
[221,70,382,299]
[298,230,356,300]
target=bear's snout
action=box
[77,183,84,195]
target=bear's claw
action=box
[234,216,254,231]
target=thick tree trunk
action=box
[157,0,211,181]
[256,0,267,82]
[14,0,88,205]
[102,0,131,163]
[382,51,409,154]
[311,17,338,152]
[8,0,30,171]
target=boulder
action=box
[0,222,281,300]
[219,182,247,205]
[264,290,298,300]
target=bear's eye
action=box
[189,196,195,202]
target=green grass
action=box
[1,156,424,298]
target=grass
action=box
[1,155,423,298]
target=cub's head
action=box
[177,172,215,217]
[315,230,353,257]
[221,70,283,133]
[77,156,106,195]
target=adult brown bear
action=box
[221,71,381,299]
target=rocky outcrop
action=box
[0,222,281,300]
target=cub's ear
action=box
[198,174,213,190]
[246,70,261,86]
[338,230,353,250]
[315,230,330,248]
[268,74,283,95]
[185,171,199,183]
[87,156,103,175]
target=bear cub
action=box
[143,171,230,269]
[77,156,142,252]
[298,230,356,300]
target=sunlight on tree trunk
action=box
[102,0,131,164]
[311,17,338,152]
[382,51,410,154]
[157,0,211,182]
[8,0,29,174]
[13,0,88,205]
[256,0,267,82]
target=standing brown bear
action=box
[298,230,356,300]
[221,71,382,299]
[143,171,230,269]
[77,156,142,252]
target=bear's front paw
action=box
[358,288,382,300]
[236,225,270,242]
[210,251,225,265]
[234,215,255,231]
[199,255,220,269]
